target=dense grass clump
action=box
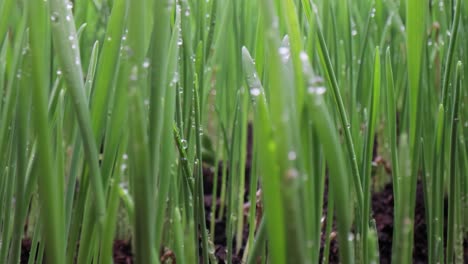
[0,0,466,263]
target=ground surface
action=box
[20,126,467,263]
[20,175,467,264]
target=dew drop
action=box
[181,139,188,149]
[288,151,297,161]
[278,47,290,62]
[308,86,326,95]
[142,59,150,68]
[50,13,59,22]
[250,88,261,96]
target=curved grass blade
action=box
[301,51,354,264]
[315,15,364,212]
[49,0,106,225]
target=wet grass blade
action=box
[446,62,463,263]
[242,46,286,264]
[0,0,14,46]
[315,12,364,213]
[28,0,65,262]
[49,0,106,225]
[361,47,381,263]
[441,0,461,106]
[90,0,129,155]
[406,0,426,147]
[384,48,400,219]
[301,52,354,264]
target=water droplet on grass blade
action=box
[51,13,59,22]
[308,86,326,95]
[278,46,290,62]
[142,59,150,68]
[250,88,261,96]
[181,139,188,149]
[307,74,326,98]
[288,151,297,160]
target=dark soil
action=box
[320,180,468,264]
[20,239,134,264]
[20,123,467,263]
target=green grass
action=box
[0,0,466,264]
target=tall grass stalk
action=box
[2,1,467,264]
